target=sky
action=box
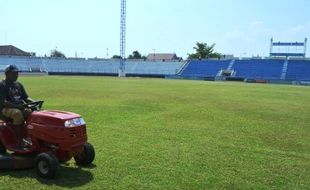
[1,0,310,59]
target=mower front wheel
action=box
[74,143,95,166]
[35,153,59,178]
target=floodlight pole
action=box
[304,38,307,58]
[270,37,273,57]
[119,0,126,77]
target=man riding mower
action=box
[0,65,95,178]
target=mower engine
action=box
[27,110,88,162]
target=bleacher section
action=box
[0,56,44,72]
[286,60,310,81]
[1,56,309,83]
[179,59,310,82]
[180,60,231,78]
[42,59,119,74]
[232,59,284,80]
[0,56,183,77]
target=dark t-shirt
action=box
[0,80,29,110]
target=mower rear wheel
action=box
[0,142,6,154]
[74,143,95,165]
[35,153,59,178]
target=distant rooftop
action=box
[0,45,32,56]
[146,53,179,61]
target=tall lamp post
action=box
[119,0,126,77]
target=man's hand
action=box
[23,108,32,118]
[26,97,36,103]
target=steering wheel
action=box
[24,100,44,111]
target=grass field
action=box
[0,76,310,189]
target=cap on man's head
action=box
[4,65,19,74]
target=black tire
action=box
[0,142,6,154]
[34,153,59,178]
[74,143,95,166]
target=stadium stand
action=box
[1,55,309,84]
[126,61,182,75]
[179,60,231,79]
[231,59,284,80]
[0,56,43,72]
[178,58,309,82]
[286,59,310,81]
[0,56,183,77]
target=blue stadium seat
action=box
[180,60,231,77]
[0,56,183,76]
[232,59,284,80]
[1,56,309,82]
[286,60,310,81]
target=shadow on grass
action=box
[1,163,96,188]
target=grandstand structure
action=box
[0,38,309,85]
[0,55,309,84]
[178,58,310,83]
[0,56,183,77]
[175,39,310,84]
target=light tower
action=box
[119,0,126,77]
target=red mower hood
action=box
[34,110,81,120]
[28,110,81,125]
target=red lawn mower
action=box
[0,101,95,178]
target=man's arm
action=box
[0,83,10,109]
[18,82,35,103]
[3,100,24,109]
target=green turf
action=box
[1,76,309,189]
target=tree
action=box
[50,49,66,58]
[112,55,121,59]
[187,42,221,59]
[128,50,142,59]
